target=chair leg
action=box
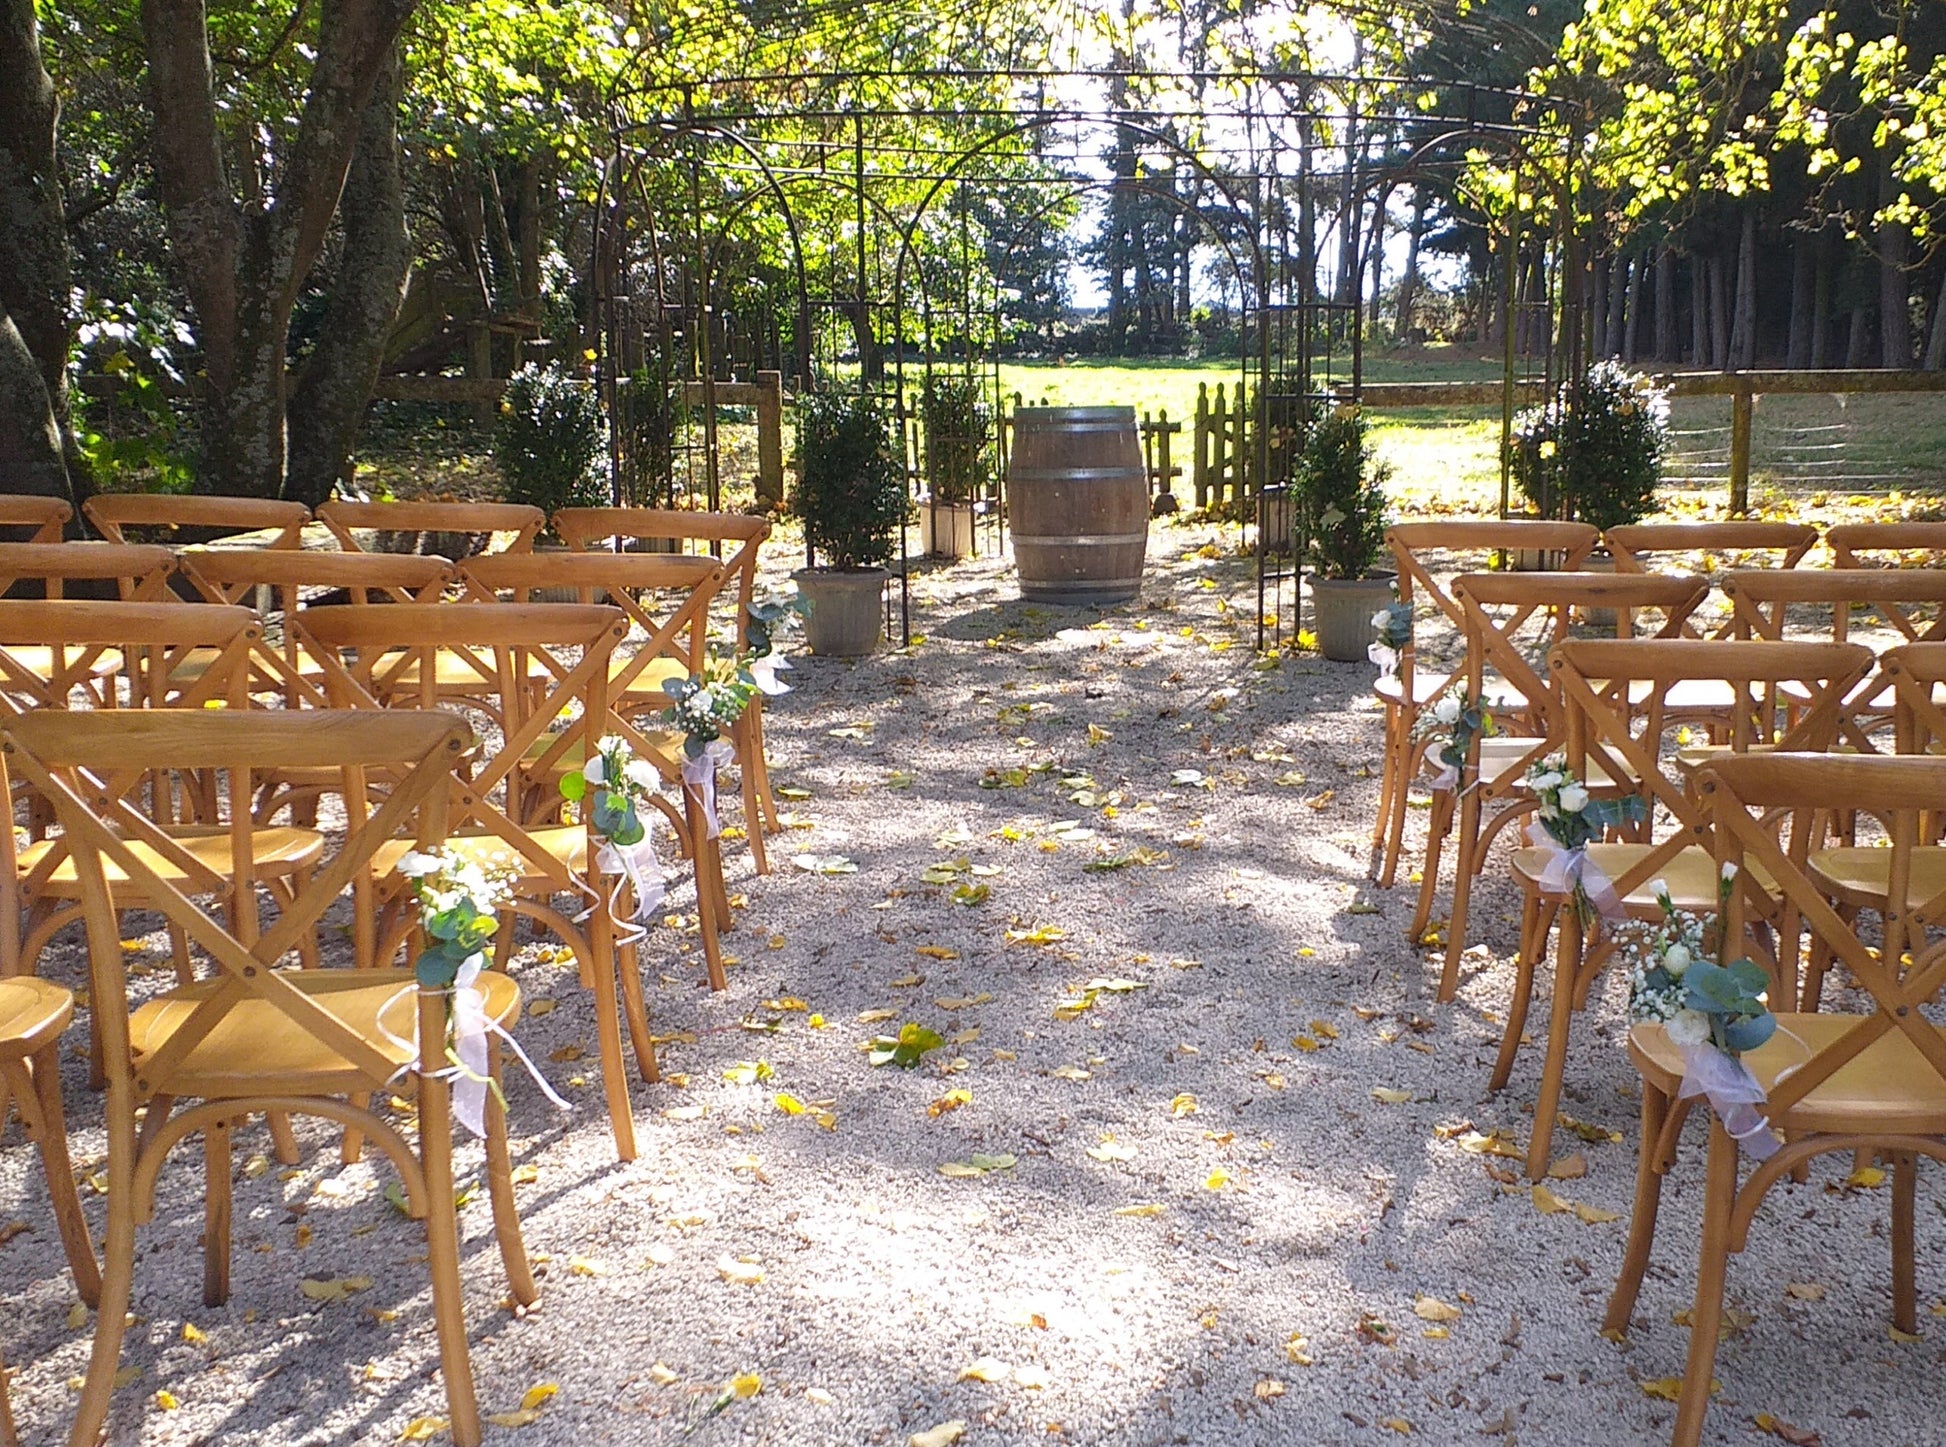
[1438,790,1484,1002]
[1379,734,1414,890]
[1490,896,1549,1092]
[1525,917,1583,1181]
[68,1104,138,1447]
[739,763,770,876]
[616,941,659,1084]
[202,1118,232,1307]
[1372,709,1398,851]
[417,1075,482,1447]
[1409,789,1451,943]
[582,927,639,1163]
[266,1111,301,1166]
[1603,1081,1671,1335]
[1892,1149,1918,1336]
[15,1048,101,1308]
[482,1042,539,1308]
[1670,1123,1740,1447]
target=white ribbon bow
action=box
[1674,1026,1809,1162]
[1524,825,1626,922]
[682,737,736,839]
[1368,641,1399,678]
[379,953,572,1139]
[749,653,794,696]
[576,833,665,947]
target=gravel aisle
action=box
[0,522,1938,1446]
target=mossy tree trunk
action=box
[286,47,411,509]
[141,0,417,499]
[0,0,80,508]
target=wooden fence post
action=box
[1728,377,1753,516]
[1194,383,1211,507]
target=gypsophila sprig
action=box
[1623,879,1715,1029]
[396,848,517,991]
[559,734,658,846]
[1673,860,1778,1057]
[662,655,758,760]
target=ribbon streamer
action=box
[378,955,572,1139]
[1674,1027,1810,1163]
[573,833,664,949]
[749,653,794,696]
[1525,825,1626,922]
[681,737,736,839]
[1368,642,1399,678]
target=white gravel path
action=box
[1,521,1940,1446]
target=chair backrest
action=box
[0,599,259,712]
[317,499,545,557]
[1724,568,1946,647]
[1871,643,1946,755]
[1702,752,1946,1114]
[1604,521,1819,573]
[1,707,468,1102]
[1825,522,1946,569]
[0,494,72,543]
[0,541,177,600]
[298,602,631,877]
[1448,571,1710,793]
[1552,639,1873,892]
[457,552,726,692]
[1384,521,1600,711]
[83,494,311,547]
[553,508,769,644]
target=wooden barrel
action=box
[1007,406,1149,605]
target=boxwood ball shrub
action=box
[794,390,908,570]
[496,361,609,518]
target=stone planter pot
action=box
[1310,573,1398,663]
[918,500,977,560]
[1577,549,1619,633]
[793,566,887,656]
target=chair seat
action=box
[1477,736,1635,789]
[2,645,121,683]
[519,730,685,777]
[18,826,323,896]
[129,967,521,1098]
[169,644,324,686]
[0,976,75,1059]
[378,649,505,690]
[1624,677,1740,712]
[1512,842,1777,913]
[372,827,590,881]
[614,655,689,699]
[1630,1013,1946,1135]
[1807,845,1946,910]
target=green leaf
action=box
[558,771,587,802]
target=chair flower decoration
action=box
[1625,867,1796,1158]
[1521,752,1646,924]
[1412,686,1494,792]
[397,848,567,1134]
[663,654,759,836]
[560,733,665,930]
[1369,599,1412,676]
[743,596,806,695]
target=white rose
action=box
[595,735,624,758]
[1665,1009,1711,1047]
[1720,860,1739,882]
[1372,609,1393,629]
[624,758,658,790]
[1433,695,1462,724]
[582,753,605,785]
[1661,943,1691,977]
[396,850,442,879]
[1558,783,1589,814]
[1649,878,1670,902]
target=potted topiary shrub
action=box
[918,373,989,559]
[1298,406,1396,662]
[792,390,909,655]
[496,361,610,527]
[1511,360,1670,541]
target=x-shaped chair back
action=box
[83,494,310,548]
[1605,522,1819,639]
[0,599,257,714]
[1725,568,1946,648]
[553,507,769,645]
[318,498,544,556]
[0,494,72,543]
[1877,643,1946,756]
[176,548,455,708]
[1704,752,1946,1119]
[1552,639,1872,906]
[1385,520,1600,705]
[0,541,176,600]
[296,603,629,884]
[1451,571,1710,789]
[1825,522,1946,570]
[457,551,725,700]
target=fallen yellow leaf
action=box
[1203,1167,1231,1190]
[1113,1203,1166,1217]
[1254,1378,1286,1401]
[1847,1165,1888,1189]
[1284,1331,1313,1366]
[1380,1417,1412,1434]
[958,1357,1009,1383]
[299,1276,373,1302]
[1370,1087,1412,1105]
[156,1390,180,1411]
[773,1091,806,1115]
[731,1372,763,1398]
[1170,1092,1199,1116]
[909,1423,966,1447]
[1413,1297,1462,1323]
[399,1418,449,1442]
[716,1255,765,1286]
[520,1383,558,1411]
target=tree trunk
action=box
[1691,254,1709,366]
[0,0,79,505]
[1729,211,1757,370]
[1394,190,1427,338]
[286,47,409,509]
[1880,217,1914,369]
[1810,237,1831,367]
[1623,250,1644,362]
[1655,247,1677,362]
[1591,255,1611,357]
[140,0,418,499]
[1709,254,1731,370]
[1844,297,1872,368]
[1787,234,1814,368]
[1604,255,1627,359]
[1926,265,1946,371]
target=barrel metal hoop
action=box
[1013,534,1148,548]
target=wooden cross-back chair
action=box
[175,547,456,711]
[1605,521,1818,601]
[317,497,545,557]
[1501,638,1872,1179]
[1413,570,1709,1002]
[458,551,778,872]
[3,707,536,1447]
[1825,521,1946,569]
[0,542,183,708]
[82,493,311,548]
[1370,520,1600,889]
[554,507,783,840]
[0,494,72,543]
[1605,751,1946,1447]
[296,601,683,1162]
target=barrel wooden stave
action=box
[1007,407,1149,605]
